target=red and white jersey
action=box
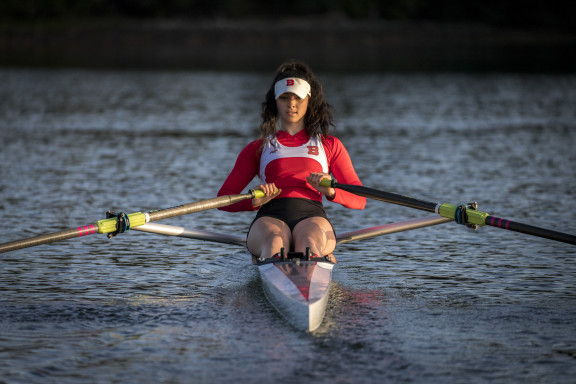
[259,134,329,183]
[218,130,366,212]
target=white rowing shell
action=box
[258,260,334,332]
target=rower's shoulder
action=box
[240,138,263,153]
[320,134,342,146]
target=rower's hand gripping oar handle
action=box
[248,187,281,208]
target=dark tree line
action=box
[1,0,573,32]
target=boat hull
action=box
[258,259,334,331]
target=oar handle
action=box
[250,189,266,199]
[319,179,334,188]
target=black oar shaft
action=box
[486,216,576,245]
[329,180,576,246]
[333,182,437,212]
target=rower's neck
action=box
[280,122,305,136]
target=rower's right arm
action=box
[217,140,262,212]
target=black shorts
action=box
[250,198,332,232]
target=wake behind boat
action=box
[257,249,334,332]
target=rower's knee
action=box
[292,218,336,256]
[266,233,288,253]
[247,217,291,258]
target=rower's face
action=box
[276,92,309,124]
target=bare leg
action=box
[247,217,291,262]
[292,217,337,262]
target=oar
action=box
[0,190,264,254]
[321,180,576,245]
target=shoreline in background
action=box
[1,18,575,72]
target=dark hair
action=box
[259,60,334,148]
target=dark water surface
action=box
[1,69,575,383]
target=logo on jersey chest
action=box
[307,146,319,156]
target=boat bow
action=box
[258,259,334,331]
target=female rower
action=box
[217,60,366,263]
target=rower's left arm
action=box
[325,138,366,209]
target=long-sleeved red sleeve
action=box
[323,136,366,209]
[217,139,262,212]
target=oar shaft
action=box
[486,216,576,245]
[331,182,438,212]
[0,225,99,253]
[147,193,253,222]
[0,192,260,254]
[324,180,576,246]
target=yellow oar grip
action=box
[319,179,333,188]
[253,190,265,198]
[250,188,280,199]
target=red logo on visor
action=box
[286,79,295,86]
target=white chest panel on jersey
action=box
[259,135,329,183]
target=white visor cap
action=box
[274,78,311,100]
